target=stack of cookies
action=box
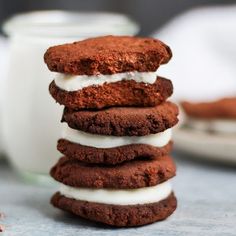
[44,36,179,227]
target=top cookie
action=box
[44,35,172,75]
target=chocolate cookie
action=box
[51,192,177,227]
[49,76,173,109]
[50,155,176,189]
[182,97,236,119]
[44,35,172,75]
[58,139,173,165]
[63,101,178,136]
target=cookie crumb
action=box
[0,224,5,232]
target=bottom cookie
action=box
[51,192,177,227]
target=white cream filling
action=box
[62,125,172,148]
[59,180,172,205]
[186,119,236,134]
[54,70,158,91]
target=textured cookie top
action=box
[50,155,176,189]
[62,101,179,136]
[44,35,172,75]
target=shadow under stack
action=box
[44,35,179,227]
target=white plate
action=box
[173,128,236,164]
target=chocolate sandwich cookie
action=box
[182,97,236,119]
[62,101,178,136]
[50,155,176,189]
[57,139,173,165]
[51,192,177,227]
[44,35,172,75]
[49,76,173,109]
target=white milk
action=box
[2,11,139,177]
[0,37,9,155]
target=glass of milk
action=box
[2,11,139,183]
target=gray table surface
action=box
[1,153,236,236]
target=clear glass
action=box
[2,11,139,184]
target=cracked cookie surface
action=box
[50,155,176,189]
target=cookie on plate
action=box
[181,97,236,134]
[182,97,236,119]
